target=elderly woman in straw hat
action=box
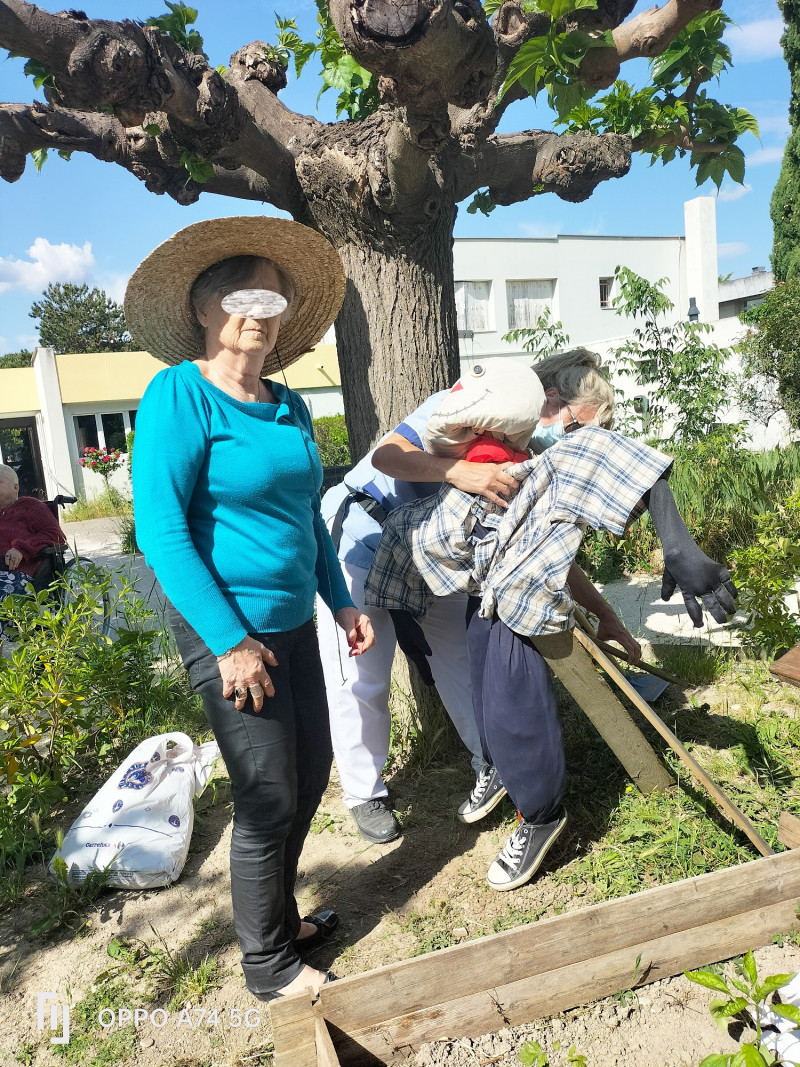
[127,217,374,1001]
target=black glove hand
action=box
[647,476,738,628]
[661,558,738,627]
[388,610,435,686]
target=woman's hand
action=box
[445,460,520,508]
[335,607,375,656]
[4,548,22,570]
[218,635,279,713]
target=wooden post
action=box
[530,629,674,794]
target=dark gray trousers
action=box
[168,606,332,994]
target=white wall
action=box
[453,233,688,361]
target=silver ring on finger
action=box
[249,684,264,698]
[234,687,246,699]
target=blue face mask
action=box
[530,418,565,452]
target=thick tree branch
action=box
[454,128,631,205]
[329,0,497,153]
[0,100,298,209]
[0,0,308,213]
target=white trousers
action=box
[317,561,485,808]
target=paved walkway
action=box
[60,519,764,650]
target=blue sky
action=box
[0,0,789,354]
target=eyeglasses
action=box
[563,403,584,434]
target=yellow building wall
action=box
[0,368,39,415]
[54,345,341,404]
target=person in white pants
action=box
[317,392,517,843]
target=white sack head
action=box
[424,359,546,458]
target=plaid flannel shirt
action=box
[364,427,672,635]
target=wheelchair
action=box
[26,495,113,637]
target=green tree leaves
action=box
[610,266,734,443]
[738,278,800,430]
[275,2,379,120]
[145,1,205,56]
[29,283,136,354]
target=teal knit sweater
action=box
[132,361,353,654]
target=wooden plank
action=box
[771,643,800,688]
[333,897,799,1065]
[271,989,318,1067]
[779,811,800,850]
[530,628,674,794]
[573,628,774,858]
[316,1009,343,1067]
[315,848,800,1035]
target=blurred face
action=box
[0,475,19,510]
[196,262,291,362]
[561,400,600,433]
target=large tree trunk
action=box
[333,211,460,457]
[296,111,462,457]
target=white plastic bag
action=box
[51,732,219,889]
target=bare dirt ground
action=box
[2,629,800,1067]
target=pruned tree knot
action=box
[350,0,433,46]
[229,42,288,93]
[0,137,26,183]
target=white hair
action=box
[0,464,18,487]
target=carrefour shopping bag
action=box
[50,732,219,889]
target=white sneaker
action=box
[457,765,507,823]
[487,810,567,891]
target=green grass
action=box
[62,491,131,522]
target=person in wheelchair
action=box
[0,464,67,613]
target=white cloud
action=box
[716,183,752,203]
[0,238,94,295]
[747,146,786,166]
[16,333,39,351]
[726,18,784,62]
[518,221,561,238]
[718,242,751,259]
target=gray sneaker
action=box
[487,810,567,891]
[350,798,401,843]
[457,765,507,824]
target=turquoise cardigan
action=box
[132,361,353,654]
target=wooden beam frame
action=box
[271,847,800,1067]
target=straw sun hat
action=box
[124,216,346,375]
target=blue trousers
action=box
[168,606,332,995]
[466,598,565,824]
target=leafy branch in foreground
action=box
[686,951,799,1066]
[563,10,758,188]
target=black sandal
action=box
[293,909,339,952]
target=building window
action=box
[506,279,555,329]
[455,281,493,333]
[73,410,137,456]
[599,277,614,309]
[74,414,99,453]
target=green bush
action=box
[730,491,800,655]
[579,439,800,585]
[313,414,350,466]
[0,566,204,904]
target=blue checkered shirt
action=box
[364,427,672,635]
